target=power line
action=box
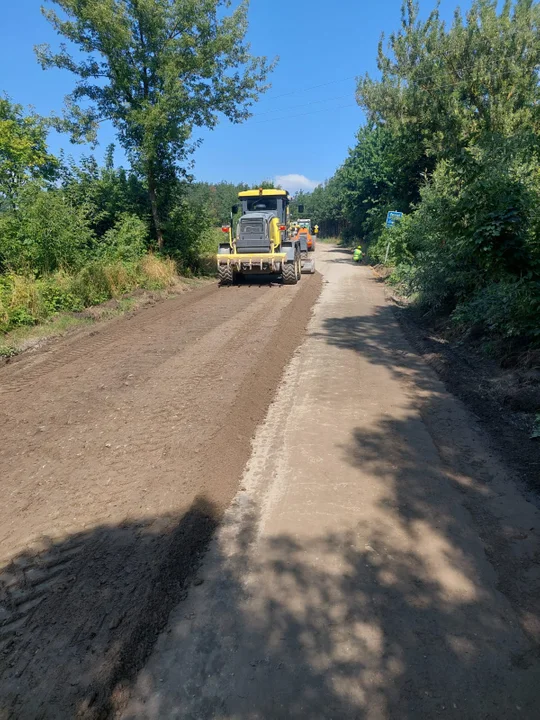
[252,93,352,117]
[265,75,358,101]
[260,59,538,107]
[365,61,540,94]
[246,63,539,127]
[251,103,358,125]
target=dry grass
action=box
[8,275,40,315]
[138,254,177,287]
[103,262,134,296]
[0,293,8,328]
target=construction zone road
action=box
[2,245,540,720]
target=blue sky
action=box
[0,0,471,192]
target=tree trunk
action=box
[148,170,164,250]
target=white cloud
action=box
[274,174,322,194]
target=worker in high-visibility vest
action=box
[353,244,363,263]
[314,224,319,235]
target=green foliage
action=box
[0,184,95,274]
[165,196,214,271]
[97,214,149,262]
[357,0,540,157]
[38,0,275,247]
[308,0,540,347]
[187,181,249,226]
[38,274,85,313]
[371,216,413,264]
[0,96,59,204]
[453,280,540,340]
[60,150,150,237]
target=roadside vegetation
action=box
[0,0,274,352]
[298,0,540,357]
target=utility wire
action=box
[360,61,540,93]
[264,75,358,101]
[247,64,538,127]
[251,103,358,125]
[251,93,352,117]
[261,60,536,106]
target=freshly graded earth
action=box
[0,273,321,719]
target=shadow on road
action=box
[118,297,540,717]
[121,449,540,719]
[0,497,219,719]
[313,297,432,393]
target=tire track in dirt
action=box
[1,285,294,556]
[0,274,322,719]
[0,284,223,394]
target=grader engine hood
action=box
[236,211,278,254]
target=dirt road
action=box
[2,246,540,719]
[122,245,540,720]
[0,274,321,718]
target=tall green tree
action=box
[357,0,540,162]
[37,0,274,248]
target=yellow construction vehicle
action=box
[217,188,315,285]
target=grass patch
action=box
[0,254,178,335]
[0,253,188,356]
[0,313,94,357]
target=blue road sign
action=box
[386,211,403,227]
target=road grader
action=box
[217,188,315,285]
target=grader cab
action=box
[217,188,315,285]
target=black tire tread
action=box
[219,265,234,286]
[282,262,298,285]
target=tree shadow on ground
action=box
[121,427,540,719]
[112,298,537,719]
[0,497,219,719]
[313,300,434,394]
[119,339,540,720]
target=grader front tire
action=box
[219,265,234,286]
[282,261,298,285]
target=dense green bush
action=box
[0,184,94,274]
[372,145,540,331]
[96,213,149,262]
[298,1,540,348]
[453,280,540,340]
[165,197,214,271]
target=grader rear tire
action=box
[282,261,298,285]
[219,265,234,286]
